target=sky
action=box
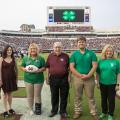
[0,0,120,30]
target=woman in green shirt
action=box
[21,43,45,115]
[96,44,120,120]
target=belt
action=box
[50,74,68,79]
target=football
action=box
[25,65,39,73]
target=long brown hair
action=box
[2,45,17,75]
[2,45,14,59]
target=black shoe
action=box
[3,111,9,118]
[49,112,57,117]
[9,109,15,115]
[35,103,41,115]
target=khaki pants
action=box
[74,76,97,115]
[25,82,43,110]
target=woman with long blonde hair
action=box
[96,44,120,120]
[21,43,45,115]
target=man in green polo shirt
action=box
[70,36,99,120]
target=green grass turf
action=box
[0,88,26,98]
[12,88,26,98]
[67,80,120,120]
[0,116,13,120]
[0,114,22,120]
[0,86,119,120]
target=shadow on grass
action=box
[0,113,22,120]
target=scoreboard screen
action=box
[54,9,84,22]
[48,6,90,25]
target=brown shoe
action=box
[60,113,67,120]
[92,115,99,120]
[73,113,81,119]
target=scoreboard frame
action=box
[47,6,91,26]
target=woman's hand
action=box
[20,67,27,72]
[95,80,100,89]
[34,69,41,73]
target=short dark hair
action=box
[77,36,86,42]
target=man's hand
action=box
[68,76,71,82]
[0,80,3,87]
[81,74,90,80]
[46,77,49,85]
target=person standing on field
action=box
[46,42,69,120]
[0,45,18,118]
[21,43,45,115]
[70,36,99,120]
[96,44,120,120]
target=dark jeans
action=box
[49,75,69,114]
[100,83,116,116]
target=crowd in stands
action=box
[87,37,120,50]
[0,35,120,54]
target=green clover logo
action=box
[62,10,76,21]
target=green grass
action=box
[0,115,16,120]
[17,58,24,80]
[0,114,22,120]
[0,88,26,98]
[12,88,26,97]
[0,86,120,120]
[0,116,13,120]
[67,80,120,120]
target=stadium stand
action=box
[0,33,120,53]
[0,25,120,55]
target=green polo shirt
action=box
[97,59,120,85]
[21,55,45,84]
[70,49,97,74]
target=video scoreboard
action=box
[47,6,91,25]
